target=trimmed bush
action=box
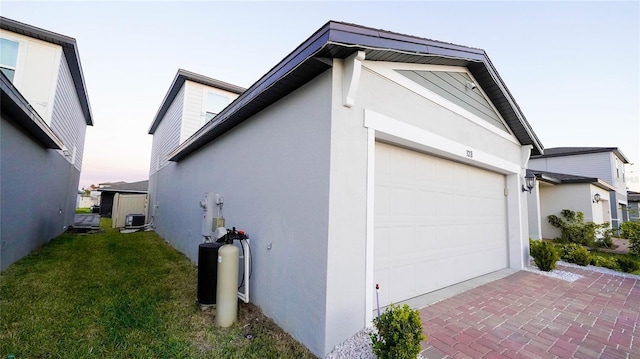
[548,210,612,247]
[370,303,425,359]
[530,240,560,271]
[620,221,640,255]
[617,257,639,273]
[590,255,619,270]
[559,243,591,266]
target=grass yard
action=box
[0,222,316,359]
[75,207,92,214]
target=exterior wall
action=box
[50,54,87,171]
[537,183,606,239]
[629,201,640,221]
[0,29,62,123]
[319,61,528,355]
[529,152,612,183]
[151,73,333,356]
[149,85,184,176]
[1,116,79,271]
[181,80,240,143]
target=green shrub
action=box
[530,240,560,271]
[620,221,640,255]
[370,303,425,359]
[548,210,611,247]
[590,255,619,270]
[558,243,591,266]
[616,257,639,273]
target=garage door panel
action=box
[374,142,507,306]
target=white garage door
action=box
[374,142,507,306]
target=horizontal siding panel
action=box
[529,152,612,184]
[50,54,87,171]
[150,85,183,175]
[397,69,507,132]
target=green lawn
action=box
[0,223,316,359]
[75,207,92,214]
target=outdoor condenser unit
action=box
[125,214,145,227]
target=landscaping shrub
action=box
[548,209,611,247]
[620,221,640,255]
[529,239,560,271]
[590,255,619,270]
[370,303,425,359]
[616,257,639,273]
[558,243,591,266]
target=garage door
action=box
[374,142,507,306]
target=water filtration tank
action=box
[197,242,223,305]
[215,243,239,327]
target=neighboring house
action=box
[0,17,93,271]
[147,69,245,181]
[148,21,543,357]
[77,186,100,208]
[528,147,630,229]
[97,180,149,218]
[527,169,615,240]
[628,191,640,221]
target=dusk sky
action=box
[2,1,639,190]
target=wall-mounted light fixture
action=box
[522,173,535,193]
[593,193,601,203]
[466,81,477,90]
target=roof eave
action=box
[169,20,544,161]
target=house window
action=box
[205,92,229,122]
[0,38,19,82]
[615,158,620,179]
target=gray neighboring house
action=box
[629,191,640,221]
[148,21,543,356]
[1,17,93,271]
[97,180,149,217]
[528,147,630,229]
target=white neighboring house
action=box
[526,169,615,240]
[1,17,93,271]
[148,21,543,357]
[528,147,630,231]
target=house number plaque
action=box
[466,150,473,158]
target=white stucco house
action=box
[1,17,93,271]
[148,21,543,357]
[526,169,615,240]
[528,147,630,232]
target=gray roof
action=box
[628,191,640,202]
[148,69,246,134]
[98,180,148,193]
[0,72,64,149]
[526,169,615,191]
[533,147,629,163]
[167,21,544,162]
[0,16,93,126]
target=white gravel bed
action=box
[523,265,583,282]
[557,261,640,279]
[324,327,425,359]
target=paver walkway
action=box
[419,264,639,358]
[73,213,100,229]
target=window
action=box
[0,38,19,82]
[615,158,620,179]
[205,92,229,122]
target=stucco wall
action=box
[1,116,79,271]
[150,72,333,356]
[538,183,602,239]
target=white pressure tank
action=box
[215,243,239,327]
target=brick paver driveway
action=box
[419,264,639,358]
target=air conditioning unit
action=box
[125,214,145,227]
